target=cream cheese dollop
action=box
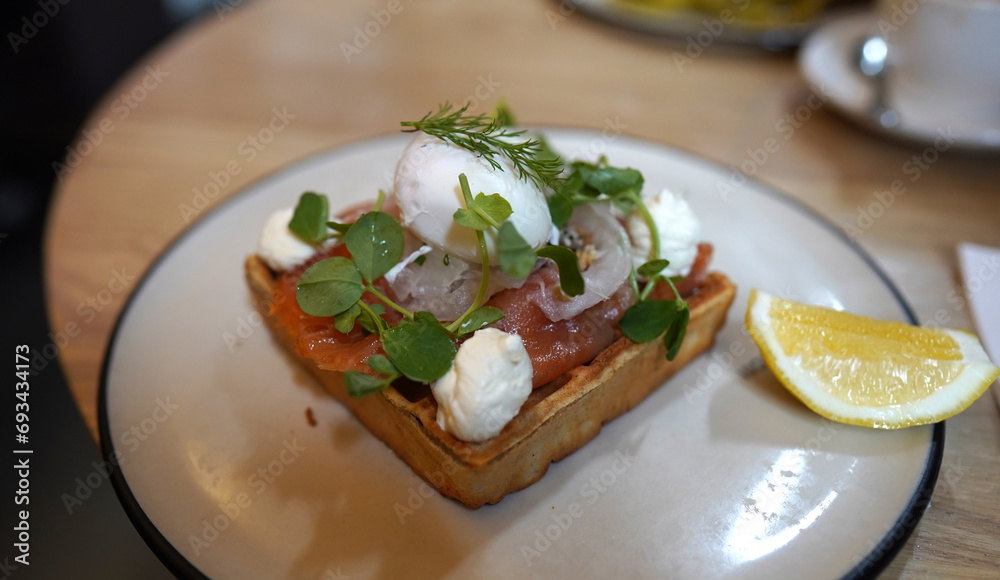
[431,328,533,442]
[256,207,321,271]
[393,132,552,264]
[626,188,701,278]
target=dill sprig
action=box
[401,103,563,190]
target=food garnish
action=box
[400,102,562,190]
[287,103,697,398]
[746,289,1000,428]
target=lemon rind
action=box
[746,289,1000,429]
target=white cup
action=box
[874,0,1000,125]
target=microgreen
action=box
[326,221,352,235]
[456,306,505,335]
[366,353,399,377]
[292,181,510,390]
[381,315,457,382]
[357,305,386,335]
[333,303,362,334]
[663,305,689,361]
[401,102,563,190]
[452,173,583,296]
[453,208,489,232]
[444,175,498,335]
[583,166,644,200]
[535,245,584,296]
[547,189,576,229]
[630,196,661,265]
[296,257,364,317]
[290,103,696,396]
[373,189,387,212]
[352,302,388,334]
[618,298,689,360]
[618,300,679,343]
[453,192,512,231]
[536,153,689,359]
[343,372,389,398]
[619,261,691,360]
[476,193,514,223]
[289,192,330,243]
[343,355,401,398]
[549,159,646,221]
[497,221,537,279]
[637,259,670,280]
[344,211,404,283]
[548,159,646,220]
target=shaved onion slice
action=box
[530,203,632,322]
[386,231,527,321]
[386,203,631,323]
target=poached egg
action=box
[393,132,553,264]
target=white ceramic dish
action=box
[799,12,1000,151]
[101,130,942,580]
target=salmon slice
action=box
[489,271,635,387]
[488,243,712,387]
[270,244,399,373]
[269,242,712,385]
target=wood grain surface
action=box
[43,0,1000,577]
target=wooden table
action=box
[45,0,1000,577]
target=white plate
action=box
[799,12,1000,151]
[101,131,941,580]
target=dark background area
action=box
[1,1,229,577]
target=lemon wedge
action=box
[746,289,1000,428]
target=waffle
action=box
[246,255,736,508]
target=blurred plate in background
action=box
[567,0,867,51]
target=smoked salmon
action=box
[269,241,712,387]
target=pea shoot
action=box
[290,170,579,396]
[546,157,691,360]
[289,103,694,400]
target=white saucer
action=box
[799,12,1000,152]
